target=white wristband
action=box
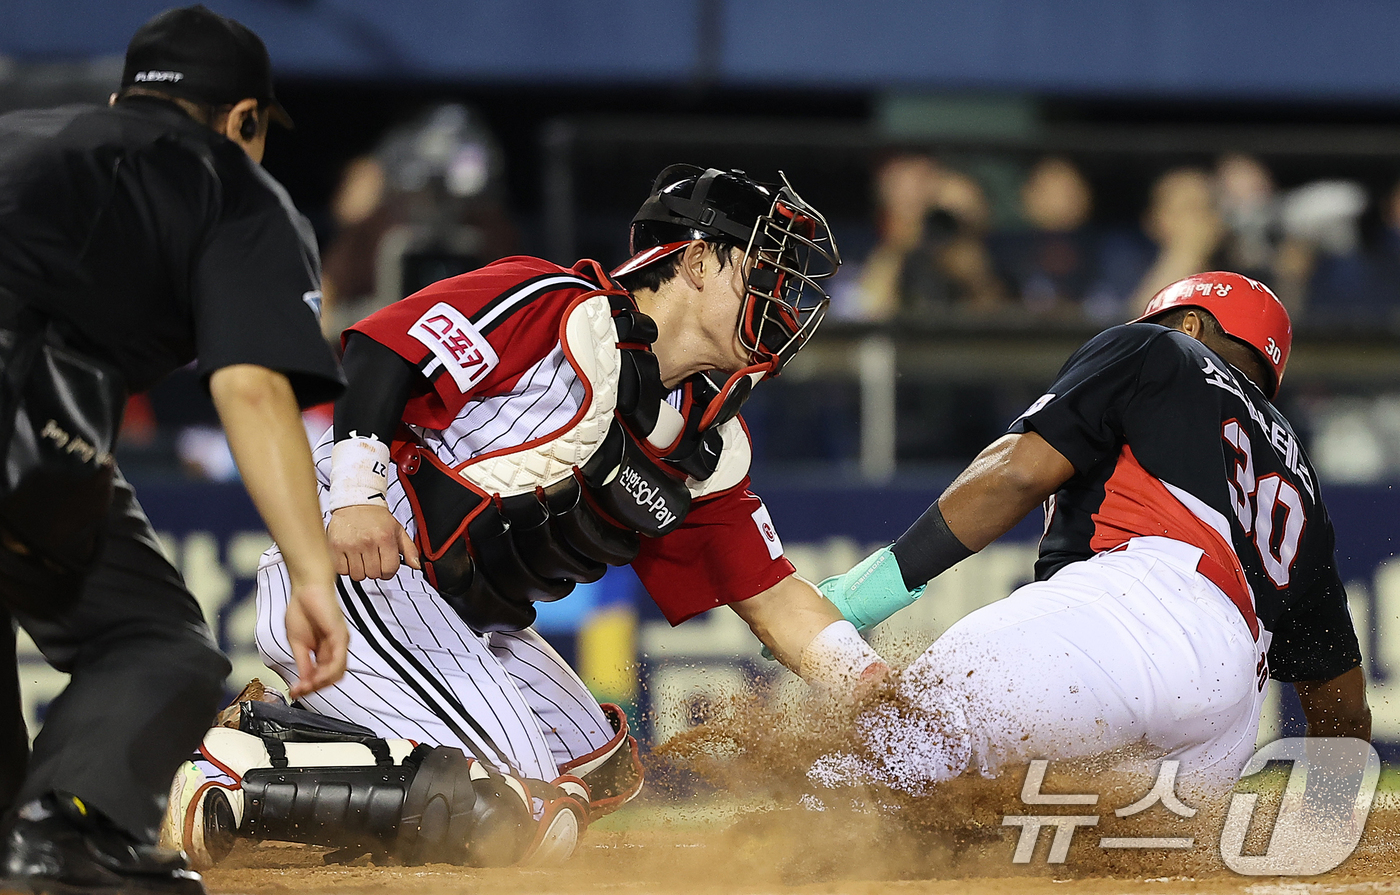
[328,434,391,512]
[799,620,885,692]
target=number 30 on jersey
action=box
[1222,420,1305,587]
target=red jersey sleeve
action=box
[345,256,599,429]
[632,476,795,625]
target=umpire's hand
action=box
[210,364,351,698]
[283,579,349,699]
[329,504,422,580]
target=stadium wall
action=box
[14,479,1398,755]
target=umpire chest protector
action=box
[393,283,754,632]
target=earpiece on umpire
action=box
[239,113,257,142]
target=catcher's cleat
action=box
[158,762,239,871]
[1,793,206,895]
[519,776,590,866]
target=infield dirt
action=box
[206,676,1400,894]
[205,804,1400,895]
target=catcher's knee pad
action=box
[559,703,644,818]
[161,726,421,867]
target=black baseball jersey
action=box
[1010,322,1361,683]
[0,96,341,402]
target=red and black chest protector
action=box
[392,287,743,632]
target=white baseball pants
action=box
[851,536,1268,792]
[255,552,615,781]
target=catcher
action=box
[163,165,888,867]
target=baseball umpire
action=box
[161,164,889,868]
[818,271,1369,793]
[0,7,347,893]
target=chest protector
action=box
[392,287,755,632]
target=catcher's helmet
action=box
[611,165,840,376]
[1137,271,1292,397]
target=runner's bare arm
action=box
[1293,666,1371,740]
[937,432,1076,550]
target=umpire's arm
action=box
[210,364,349,697]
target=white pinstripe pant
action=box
[255,552,615,781]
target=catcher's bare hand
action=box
[329,504,421,581]
[283,579,348,699]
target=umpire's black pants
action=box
[0,469,230,843]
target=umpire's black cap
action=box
[121,5,293,127]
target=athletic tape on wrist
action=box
[328,433,391,511]
[799,620,884,692]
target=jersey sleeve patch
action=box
[1015,392,1056,423]
[750,503,783,560]
[409,302,500,392]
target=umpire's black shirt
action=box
[0,96,343,404]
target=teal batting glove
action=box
[818,545,926,632]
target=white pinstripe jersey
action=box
[318,255,795,624]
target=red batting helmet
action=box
[1136,271,1292,397]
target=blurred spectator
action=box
[1131,168,1224,310]
[319,156,387,306]
[320,103,517,342]
[1214,153,1278,281]
[1134,162,1372,320]
[853,155,1004,320]
[992,157,1148,320]
[1280,181,1367,257]
[1275,179,1368,316]
[852,154,938,319]
[1364,180,1400,319]
[895,169,1006,317]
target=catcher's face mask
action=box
[735,174,840,376]
[613,166,841,380]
